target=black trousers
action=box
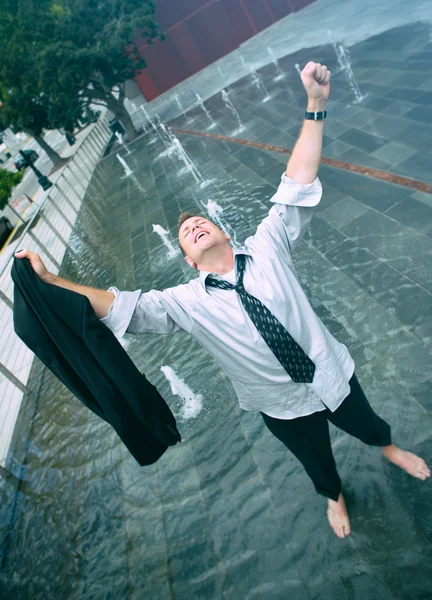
[261,373,392,501]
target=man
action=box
[15,62,430,538]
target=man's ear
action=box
[184,256,196,269]
[225,234,231,243]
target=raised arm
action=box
[14,249,114,319]
[286,61,331,184]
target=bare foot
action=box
[327,493,351,538]
[382,445,431,480]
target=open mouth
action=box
[195,231,208,242]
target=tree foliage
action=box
[0,168,24,210]
[0,0,162,140]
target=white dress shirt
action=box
[101,173,355,419]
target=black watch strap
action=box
[304,110,327,120]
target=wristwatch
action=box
[304,110,327,120]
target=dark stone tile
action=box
[391,72,429,88]
[357,82,395,97]
[321,133,340,148]
[338,128,388,153]
[344,260,432,339]
[336,147,391,171]
[322,139,352,159]
[385,197,432,237]
[408,51,432,61]
[321,119,350,139]
[402,60,431,72]
[261,164,288,185]
[324,238,377,279]
[371,142,416,165]
[386,100,417,116]
[361,114,412,139]
[410,190,432,209]
[313,302,346,336]
[340,209,432,260]
[401,105,432,123]
[318,196,370,230]
[325,169,412,212]
[303,215,347,254]
[235,146,281,177]
[419,77,432,92]
[325,100,362,122]
[357,94,393,112]
[345,108,384,130]
[389,121,432,154]
[315,185,352,214]
[263,130,298,150]
[385,88,425,103]
[390,152,432,184]
[410,376,432,412]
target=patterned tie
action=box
[206,254,316,383]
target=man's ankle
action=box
[382,444,398,458]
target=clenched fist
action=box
[300,61,331,104]
[14,249,49,281]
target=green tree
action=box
[0,168,24,211]
[0,5,70,167]
[0,0,162,142]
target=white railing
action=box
[0,118,111,473]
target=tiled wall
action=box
[135,0,317,101]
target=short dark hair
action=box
[177,212,197,255]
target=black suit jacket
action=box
[11,257,181,465]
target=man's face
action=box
[179,216,230,267]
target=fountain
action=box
[172,138,205,185]
[328,31,366,103]
[249,68,271,102]
[115,131,131,155]
[160,366,203,420]
[205,199,240,248]
[221,89,244,132]
[241,56,271,101]
[140,105,160,145]
[195,93,216,128]
[268,47,285,81]
[152,225,180,258]
[175,93,193,124]
[116,153,147,195]
[159,123,180,156]
[174,94,183,112]
[116,154,133,177]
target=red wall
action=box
[135,0,317,101]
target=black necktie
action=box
[206,254,316,383]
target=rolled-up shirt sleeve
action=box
[246,172,322,256]
[100,286,184,338]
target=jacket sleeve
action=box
[245,173,322,257]
[100,286,185,339]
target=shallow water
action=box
[1,19,432,600]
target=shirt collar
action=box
[198,247,252,291]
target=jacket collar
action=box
[198,247,252,291]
